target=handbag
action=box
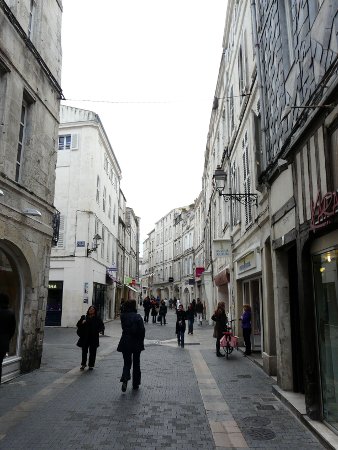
[157,315,161,322]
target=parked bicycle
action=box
[219,320,239,359]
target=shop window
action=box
[313,250,338,432]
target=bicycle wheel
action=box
[225,343,233,359]
[219,343,226,356]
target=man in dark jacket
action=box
[176,304,186,348]
[0,293,16,384]
[143,296,151,323]
[117,299,145,392]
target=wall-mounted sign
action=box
[311,191,338,231]
[77,241,85,247]
[195,267,205,278]
[169,277,174,282]
[237,252,256,274]
[212,239,231,263]
[48,281,63,290]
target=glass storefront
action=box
[243,278,262,350]
[313,249,338,432]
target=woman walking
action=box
[211,301,228,357]
[76,305,105,370]
[117,299,145,392]
[241,304,252,356]
[176,304,186,348]
[151,300,158,323]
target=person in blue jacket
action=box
[240,304,252,356]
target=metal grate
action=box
[242,416,271,427]
[246,428,276,440]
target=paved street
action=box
[0,310,325,450]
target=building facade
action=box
[0,0,63,380]
[49,106,121,326]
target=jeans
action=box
[144,310,150,322]
[188,319,194,334]
[121,351,141,387]
[243,328,252,354]
[160,314,166,325]
[81,344,97,367]
[177,330,185,347]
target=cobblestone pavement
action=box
[0,310,325,450]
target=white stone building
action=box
[49,105,121,326]
[0,0,63,381]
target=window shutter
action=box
[71,133,79,150]
[57,215,65,248]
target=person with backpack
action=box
[117,299,145,392]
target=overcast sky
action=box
[61,0,227,249]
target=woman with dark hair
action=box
[176,304,187,348]
[241,304,252,356]
[76,305,105,371]
[117,299,145,392]
[0,293,16,384]
[211,301,228,357]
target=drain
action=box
[246,428,276,440]
[256,404,276,411]
[242,416,271,427]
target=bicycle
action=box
[219,320,239,359]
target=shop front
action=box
[234,247,262,352]
[311,230,338,433]
[45,281,63,326]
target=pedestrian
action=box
[76,305,105,371]
[196,298,204,326]
[211,301,228,357]
[120,298,126,314]
[117,299,145,392]
[0,293,16,384]
[176,304,186,348]
[143,296,151,323]
[151,300,158,323]
[159,300,167,325]
[240,304,252,356]
[186,303,195,335]
[192,298,197,317]
[169,298,173,310]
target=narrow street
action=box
[0,311,325,450]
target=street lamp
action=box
[87,233,102,257]
[213,166,258,206]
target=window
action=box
[101,227,105,258]
[104,155,108,173]
[56,215,65,248]
[96,176,100,204]
[113,203,116,225]
[229,85,234,135]
[0,60,9,132]
[108,195,111,219]
[242,131,253,226]
[15,101,28,182]
[58,134,78,151]
[103,186,106,212]
[28,0,36,39]
[231,162,240,226]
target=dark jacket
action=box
[186,308,195,321]
[117,311,145,353]
[151,304,158,316]
[211,311,228,339]
[143,299,151,312]
[159,304,167,316]
[241,311,251,329]
[76,314,104,348]
[176,310,186,333]
[0,307,16,353]
[195,302,204,314]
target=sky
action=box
[60,0,228,248]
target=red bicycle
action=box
[219,320,239,359]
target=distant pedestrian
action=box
[151,301,158,323]
[0,293,16,384]
[117,299,145,392]
[186,303,195,335]
[211,301,228,357]
[169,298,173,309]
[176,304,186,348]
[240,304,252,356]
[143,296,151,323]
[76,305,105,371]
[192,298,197,317]
[196,299,203,326]
[159,300,167,325]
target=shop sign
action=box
[195,267,205,278]
[83,282,89,303]
[188,278,195,285]
[212,239,231,263]
[311,191,338,231]
[76,241,85,247]
[237,252,256,274]
[214,269,229,286]
[48,281,63,290]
